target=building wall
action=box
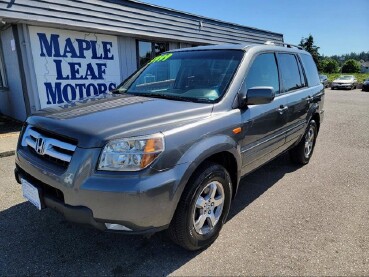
[0,26,27,121]
[0,0,283,45]
[0,0,284,119]
[118,36,138,80]
[361,64,369,73]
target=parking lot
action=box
[0,89,368,276]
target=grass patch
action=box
[321,73,369,83]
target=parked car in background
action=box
[319,74,328,88]
[331,75,357,90]
[362,78,369,92]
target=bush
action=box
[321,59,340,73]
[341,59,361,73]
[321,73,369,83]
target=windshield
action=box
[338,76,353,80]
[116,50,244,103]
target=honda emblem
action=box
[35,137,46,155]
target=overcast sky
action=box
[140,0,369,56]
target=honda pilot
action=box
[15,43,324,250]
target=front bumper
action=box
[15,146,188,233]
[331,83,354,89]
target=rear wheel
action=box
[168,162,232,251]
[289,120,317,165]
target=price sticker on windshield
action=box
[148,53,173,64]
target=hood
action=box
[28,93,214,148]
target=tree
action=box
[299,35,320,68]
[318,58,328,72]
[341,59,361,73]
[323,59,340,73]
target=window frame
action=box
[0,37,8,89]
[136,40,169,68]
[276,52,308,95]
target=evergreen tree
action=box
[299,35,320,68]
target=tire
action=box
[289,120,317,165]
[168,162,232,251]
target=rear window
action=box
[299,54,320,87]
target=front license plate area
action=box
[21,178,43,210]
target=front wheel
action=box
[289,120,317,165]
[168,162,232,251]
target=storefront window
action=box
[137,40,168,68]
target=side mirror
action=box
[239,86,275,107]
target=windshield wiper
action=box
[126,92,213,103]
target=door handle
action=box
[277,106,288,114]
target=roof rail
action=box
[264,41,304,50]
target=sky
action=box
[139,0,369,57]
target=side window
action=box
[278,53,304,93]
[244,53,279,94]
[299,54,320,87]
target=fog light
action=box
[105,223,132,231]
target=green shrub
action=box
[320,73,369,83]
[341,59,361,73]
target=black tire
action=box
[168,162,232,251]
[289,120,318,165]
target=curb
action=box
[0,150,15,158]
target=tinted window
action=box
[244,53,279,94]
[300,54,320,87]
[278,53,304,92]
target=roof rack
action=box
[264,41,304,50]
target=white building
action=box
[0,0,283,121]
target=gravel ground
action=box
[0,89,368,276]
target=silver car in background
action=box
[331,75,357,90]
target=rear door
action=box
[276,52,311,145]
[240,52,289,173]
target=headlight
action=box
[98,133,165,171]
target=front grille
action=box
[21,126,77,168]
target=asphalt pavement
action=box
[0,89,368,276]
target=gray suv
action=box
[15,43,324,250]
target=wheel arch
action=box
[169,135,242,223]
